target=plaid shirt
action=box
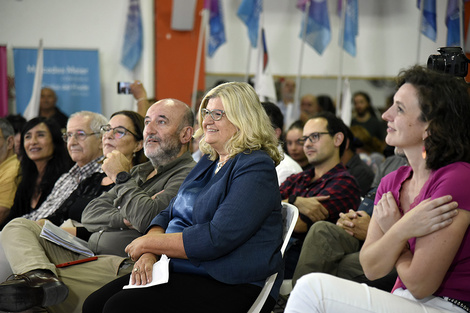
[280,163,361,227]
[24,156,104,221]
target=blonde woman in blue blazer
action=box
[84,82,284,313]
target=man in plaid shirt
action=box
[280,112,361,279]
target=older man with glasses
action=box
[23,111,106,222]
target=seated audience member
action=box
[41,110,147,235]
[351,91,386,142]
[285,66,470,313]
[291,149,407,292]
[0,99,196,313]
[285,120,312,171]
[262,101,302,185]
[1,117,74,228]
[0,112,102,281]
[316,95,336,115]
[82,82,283,313]
[280,112,361,279]
[0,118,20,224]
[5,114,26,157]
[341,126,375,197]
[277,78,299,129]
[351,124,386,174]
[40,87,69,130]
[299,94,318,123]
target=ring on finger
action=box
[133,267,139,272]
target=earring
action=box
[422,145,426,160]
[133,152,136,158]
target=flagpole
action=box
[459,0,464,47]
[417,0,424,64]
[191,8,208,114]
[255,11,263,99]
[244,44,251,83]
[336,0,347,118]
[295,0,310,110]
[24,39,44,121]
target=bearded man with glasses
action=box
[279,112,361,281]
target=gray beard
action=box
[145,142,182,168]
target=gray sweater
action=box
[81,152,196,257]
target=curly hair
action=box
[396,65,470,170]
[194,82,282,165]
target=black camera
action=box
[427,47,470,77]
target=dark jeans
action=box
[83,272,276,313]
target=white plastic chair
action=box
[247,202,299,313]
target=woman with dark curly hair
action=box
[1,117,72,229]
[286,66,470,313]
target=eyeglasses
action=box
[62,131,100,142]
[100,125,139,139]
[297,132,331,145]
[201,108,225,121]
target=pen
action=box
[55,256,98,268]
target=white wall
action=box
[208,0,450,77]
[0,0,154,118]
[0,0,454,116]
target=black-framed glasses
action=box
[201,108,225,121]
[297,132,331,145]
[100,125,139,139]
[62,131,100,142]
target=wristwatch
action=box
[288,195,297,205]
[115,171,132,184]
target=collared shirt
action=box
[276,145,302,186]
[23,156,104,221]
[280,163,361,227]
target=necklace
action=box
[215,159,229,173]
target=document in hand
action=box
[40,220,94,257]
[123,254,170,289]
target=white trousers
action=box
[285,273,467,313]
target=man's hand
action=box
[337,209,370,240]
[102,150,132,182]
[295,196,330,223]
[123,218,135,229]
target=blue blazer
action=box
[149,150,283,285]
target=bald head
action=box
[40,87,57,111]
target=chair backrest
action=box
[247,202,299,313]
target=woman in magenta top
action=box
[285,66,470,313]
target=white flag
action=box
[255,14,277,103]
[340,78,352,126]
[23,39,44,121]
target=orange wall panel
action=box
[154,0,205,107]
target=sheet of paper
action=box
[123,254,170,289]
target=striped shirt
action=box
[24,156,103,221]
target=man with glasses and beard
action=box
[0,99,196,313]
[279,112,361,281]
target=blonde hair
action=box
[194,82,282,165]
